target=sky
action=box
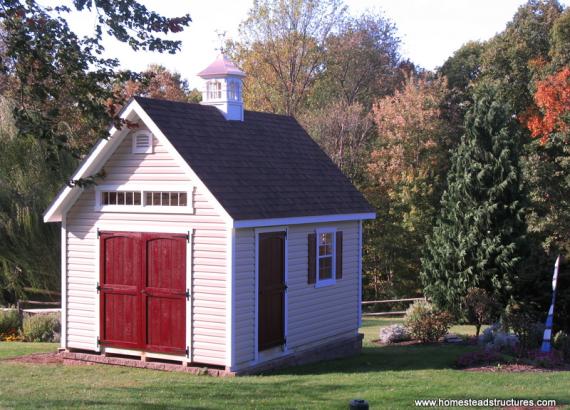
[42,0,568,89]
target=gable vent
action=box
[132,132,153,154]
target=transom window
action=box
[97,188,192,212]
[317,229,336,285]
[102,191,142,206]
[145,191,187,207]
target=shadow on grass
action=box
[271,343,476,376]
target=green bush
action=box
[21,313,60,342]
[404,301,453,343]
[553,331,570,362]
[0,309,21,335]
[502,300,543,350]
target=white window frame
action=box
[315,227,336,288]
[95,184,193,214]
[132,130,154,154]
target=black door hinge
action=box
[97,336,101,346]
[185,289,191,300]
[97,229,101,239]
[185,346,190,358]
[96,282,101,293]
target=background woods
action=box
[0,0,569,335]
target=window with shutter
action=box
[309,228,342,288]
[132,131,154,154]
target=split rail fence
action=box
[361,297,426,317]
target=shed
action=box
[44,55,375,374]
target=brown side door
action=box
[258,231,286,351]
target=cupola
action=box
[197,54,245,121]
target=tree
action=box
[522,68,570,254]
[227,0,346,116]
[0,97,75,302]
[421,87,528,316]
[301,100,373,183]
[462,287,499,336]
[311,12,400,110]
[523,67,570,144]
[0,1,191,160]
[363,75,453,299]
[479,0,563,114]
[439,41,484,92]
[117,65,194,103]
[0,1,191,298]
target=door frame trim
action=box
[95,226,193,361]
[254,226,288,362]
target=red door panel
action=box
[100,233,142,349]
[99,232,187,355]
[143,235,187,354]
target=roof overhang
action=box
[233,212,376,229]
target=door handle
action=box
[141,289,147,295]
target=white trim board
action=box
[226,228,236,370]
[234,212,375,228]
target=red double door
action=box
[99,231,187,355]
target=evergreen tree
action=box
[421,87,527,315]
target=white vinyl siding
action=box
[65,128,228,366]
[232,221,359,369]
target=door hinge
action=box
[97,336,101,346]
[185,289,191,300]
[185,346,190,358]
[96,282,101,293]
[186,231,190,243]
[97,229,101,239]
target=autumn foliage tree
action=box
[364,75,454,299]
[117,65,197,103]
[524,67,570,143]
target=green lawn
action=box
[0,319,568,409]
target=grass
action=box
[0,319,568,409]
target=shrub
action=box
[0,309,21,336]
[502,301,544,350]
[21,313,60,342]
[404,301,453,343]
[527,350,565,369]
[553,331,570,362]
[462,288,499,337]
[379,324,411,344]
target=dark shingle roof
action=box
[134,96,374,221]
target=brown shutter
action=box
[336,231,343,279]
[308,233,316,284]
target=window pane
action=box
[319,256,333,280]
[169,192,178,206]
[153,192,161,205]
[109,192,117,205]
[117,192,125,205]
[161,192,170,206]
[179,192,187,206]
[102,192,109,205]
[125,192,133,205]
[134,192,142,205]
[319,233,333,256]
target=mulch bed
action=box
[2,352,92,365]
[465,363,570,373]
